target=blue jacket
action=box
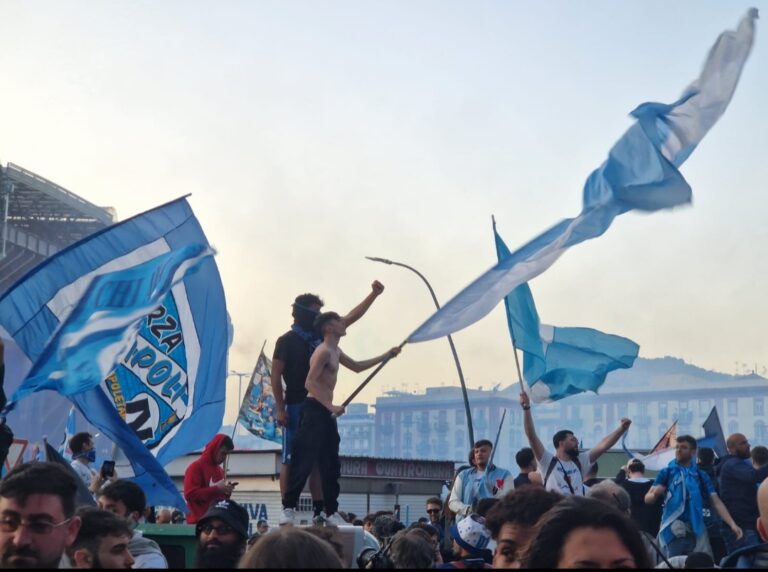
[448,464,513,517]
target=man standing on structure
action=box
[271,282,384,523]
[280,311,400,526]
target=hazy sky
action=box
[1,1,766,424]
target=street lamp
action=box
[228,370,250,412]
[366,256,475,448]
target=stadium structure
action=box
[0,162,115,295]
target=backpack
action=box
[543,455,583,494]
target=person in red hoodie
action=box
[184,434,236,524]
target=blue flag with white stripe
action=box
[494,223,639,401]
[0,197,229,509]
[409,9,757,344]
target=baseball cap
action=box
[197,499,249,538]
[450,514,490,556]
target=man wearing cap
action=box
[438,514,493,569]
[194,499,249,569]
[271,283,384,523]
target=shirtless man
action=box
[280,311,400,526]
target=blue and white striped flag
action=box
[58,406,77,460]
[409,9,757,344]
[0,197,230,510]
[495,223,639,402]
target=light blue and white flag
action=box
[494,223,639,402]
[0,197,229,509]
[9,243,212,404]
[58,406,77,460]
[409,9,757,344]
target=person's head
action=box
[155,508,172,524]
[684,552,716,569]
[476,498,499,518]
[485,487,562,569]
[237,526,343,569]
[553,430,579,459]
[450,514,491,560]
[0,462,82,569]
[256,520,269,534]
[587,480,631,515]
[697,447,716,468]
[752,445,768,470]
[425,497,442,524]
[372,515,405,542]
[292,293,324,329]
[726,433,751,459]
[213,435,234,465]
[757,478,768,541]
[473,440,493,468]
[67,508,134,569]
[362,514,376,533]
[515,447,537,472]
[196,499,249,569]
[627,459,645,476]
[69,432,96,464]
[313,311,345,339]
[520,496,650,569]
[97,480,146,524]
[675,435,698,465]
[390,529,435,569]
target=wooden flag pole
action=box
[333,340,408,417]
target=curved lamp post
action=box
[366,256,475,449]
[227,370,250,439]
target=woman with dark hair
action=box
[521,496,651,569]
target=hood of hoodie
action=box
[200,433,231,466]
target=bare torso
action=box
[305,342,341,411]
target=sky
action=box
[1,1,766,425]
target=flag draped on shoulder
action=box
[0,197,229,510]
[237,350,283,444]
[494,223,638,402]
[408,9,757,344]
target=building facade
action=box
[364,357,768,473]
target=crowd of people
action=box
[3,289,768,568]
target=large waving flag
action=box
[409,9,757,344]
[237,349,283,444]
[58,406,77,460]
[494,223,638,401]
[0,197,229,509]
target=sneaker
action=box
[325,512,348,527]
[312,511,327,526]
[279,508,296,526]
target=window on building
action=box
[659,422,668,437]
[679,400,689,411]
[728,420,739,434]
[659,402,668,419]
[403,432,412,450]
[594,405,603,423]
[617,403,628,418]
[456,410,465,425]
[755,399,765,417]
[756,420,768,444]
[439,410,447,423]
[403,412,412,426]
[699,400,711,416]
[298,497,314,512]
[728,399,738,416]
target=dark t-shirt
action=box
[513,473,531,488]
[273,331,313,405]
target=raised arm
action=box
[589,418,632,464]
[270,358,288,427]
[339,347,401,373]
[520,392,546,460]
[645,483,666,505]
[342,281,384,327]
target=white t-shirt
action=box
[538,450,592,496]
[70,460,97,487]
[470,469,486,498]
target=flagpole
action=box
[334,340,409,417]
[493,216,528,395]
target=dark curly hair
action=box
[519,496,651,568]
[485,487,562,539]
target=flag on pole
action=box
[0,197,229,510]
[237,351,283,444]
[58,406,77,460]
[408,9,757,344]
[702,407,727,458]
[494,223,639,401]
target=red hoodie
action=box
[183,434,231,524]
